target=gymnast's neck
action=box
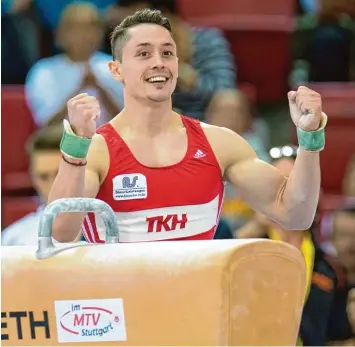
[112,96,181,137]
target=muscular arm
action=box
[210,126,320,230]
[49,135,108,242]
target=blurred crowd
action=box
[1,0,355,345]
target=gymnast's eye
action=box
[137,51,149,57]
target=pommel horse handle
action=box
[35,198,119,259]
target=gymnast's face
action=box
[110,24,178,103]
[31,150,61,204]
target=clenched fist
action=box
[288,86,322,132]
[67,93,101,138]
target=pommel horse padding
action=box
[1,239,306,346]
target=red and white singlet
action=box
[82,116,224,243]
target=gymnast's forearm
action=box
[280,148,321,230]
[48,159,87,242]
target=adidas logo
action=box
[194,149,206,159]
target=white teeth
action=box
[148,76,167,83]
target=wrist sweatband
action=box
[60,119,92,159]
[297,112,327,152]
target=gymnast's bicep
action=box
[85,133,110,194]
[83,166,101,198]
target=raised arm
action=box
[212,86,326,230]
[49,135,107,242]
[49,94,108,242]
[228,145,320,229]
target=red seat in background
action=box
[1,85,37,194]
[291,121,355,195]
[2,196,40,230]
[320,122,355,194]
[305,82,355,119]
[178,0,295,19]
[178,0,297,102]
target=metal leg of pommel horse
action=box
[35,198,119,259]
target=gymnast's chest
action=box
[97,160,223,212]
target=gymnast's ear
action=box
[108,60,123,83]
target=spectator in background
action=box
[2,125,82,245]
[327,203,355,345]
[291,0,355,84]
[318,156,355,256]
[331,204,355,286]
[25,2,123,128]
[2,0,40,84]
[298,0,319,13]
[34,0,116,29]
[107,0,237,120]
[32,0,117,56]
[236,154,355,345]
[206,90,270,161]
[205,90,270,230]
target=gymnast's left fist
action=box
[288,86,322,132]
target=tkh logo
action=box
[146,214,188,232]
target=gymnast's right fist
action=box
[67,93,100,138]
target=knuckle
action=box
[73,99,84,108]
[84,109,94,116]
[87,96,97,103]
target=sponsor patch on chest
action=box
[112,173,147,201]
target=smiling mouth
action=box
[145,76,170,83]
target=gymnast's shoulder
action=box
[200,122,257,164]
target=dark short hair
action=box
[26,124,63,155]
[110,8,172,61]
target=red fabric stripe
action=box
[81,216,94,243]
[87,213,105,243]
